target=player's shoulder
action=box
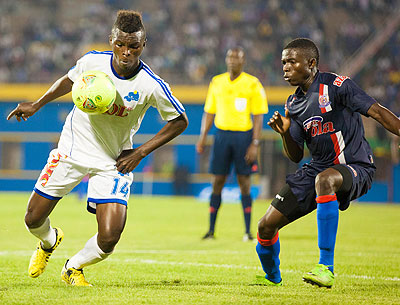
[79,50,113,62]
[319,71,351,88]
[140,61,172,88]
[82,50,113,58]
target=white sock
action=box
[26,217,56,249]
[66,233,112,270]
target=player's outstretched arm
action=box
[116,113,188,174]
[268,109,303,163]
[196,112,215,154]
[367,103,400,137]
[7,74,73,122]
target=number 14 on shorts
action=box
[111,177,129,197]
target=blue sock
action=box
[241,194,252,234]
[316,194,339,273]
[256,233,281,283]
[209,194,221,233]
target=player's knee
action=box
[257,216,278,240]
[24,212,42,229]
[212,176,226,193]
[98,229,122,253]
[315,172,336,195]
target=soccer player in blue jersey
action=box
[254,38,400,287]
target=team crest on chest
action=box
[124,91,140,103]
[318,84,332,113]
[234,97,247,112]
[319,94,330,108]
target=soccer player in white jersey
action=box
[7,10,188,286]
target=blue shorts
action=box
[209,128,258,176]
[271,162,376,222]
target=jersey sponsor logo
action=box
[303,116,335,137]
[124,91,140,102]
[333,75,349,87]
[105,104,129,117]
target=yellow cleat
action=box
[61,262,92,286]
[28,227,64,278]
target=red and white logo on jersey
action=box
[303,116,335,137]
[319,84,332,113]
[333,75,349,87]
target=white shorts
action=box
[34,149,134,214]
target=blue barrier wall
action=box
[0,100,398,202]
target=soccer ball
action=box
[72,70,116,114]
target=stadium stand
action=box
[0,0,399,201]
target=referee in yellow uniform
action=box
[196,47,269,241]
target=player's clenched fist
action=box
[267,109,291,134]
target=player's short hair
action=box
[228,46,245,57]
[284,38,319,65]
[112,10,145,34]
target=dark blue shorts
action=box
[209,128,258,176]
[271,162,376,222]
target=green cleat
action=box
[252,275,282,286]
[302,264,334,288]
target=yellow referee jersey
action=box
[204,72,268,131]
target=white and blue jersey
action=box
[34,50,185,213]
[60,50,185,170]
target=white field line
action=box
[115,257,400,282]
[1,250,399,282]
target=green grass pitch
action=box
[0,192,399,304]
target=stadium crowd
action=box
[0,0,399,113]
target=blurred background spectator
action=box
[0,0,399,155]
[0,0,399,200]
[0,0,398,91]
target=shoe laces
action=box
[35,245,52,264]
[69,268,90,285]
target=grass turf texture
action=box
[0,193,399,304]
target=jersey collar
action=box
[110,56,143,80]
[295,70,320,97]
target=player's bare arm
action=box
[116,113,188,173]
[7,75,73,122]
[245,114,263,164]
[268,109,303,163]
[367,102,400,137]
[196,112,215,154]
